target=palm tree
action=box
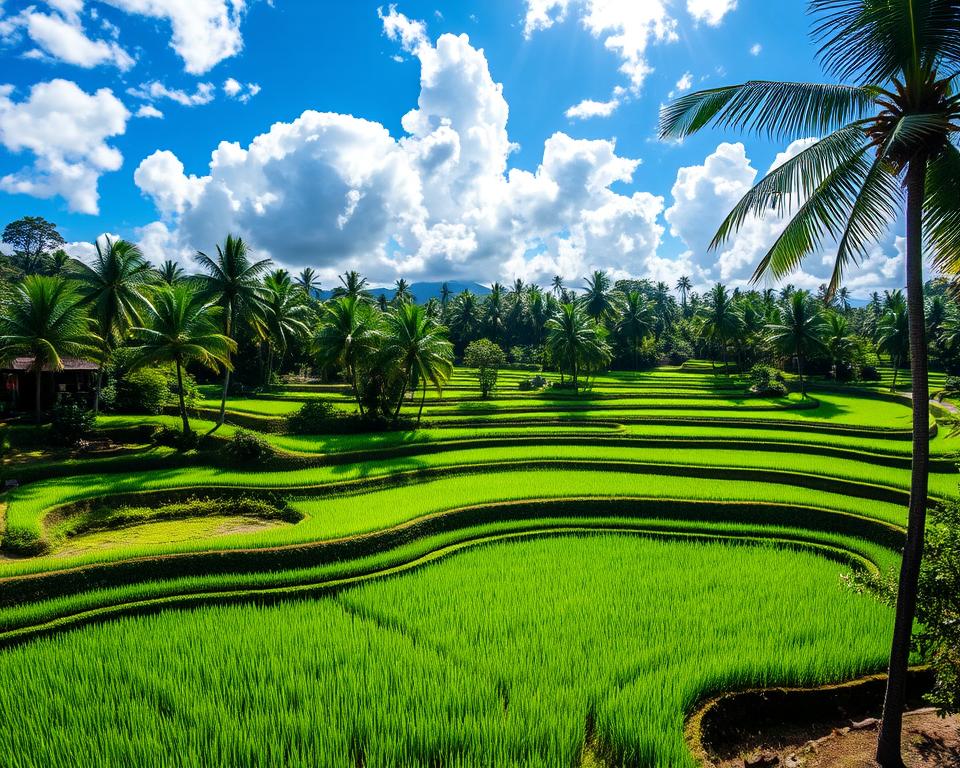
[697,283,743,373]
[877,302,910,391]
[333,270,371,301]
[196,235,271,427]
[393,278,414,305]
[616,291,655,369]
[69,237,154,414]
[129,285,234,435]
[483,283,507,343]
[766,292,827,396]
[544,303,611,392]
[652,282,675,340]
[439,282,452,313]
[551,275,564,297]
[382,303,453,423]
[448,290,480,349]
[825,312,855,378]
[313,296,381,414]
[836,286,852,313]
[675,276,692,313]
[295,267,320,297]
[157,259,185,286]
[0,276,98,423]
[661,3,960,755]
[581,270,618,322]
[261,271,311,385]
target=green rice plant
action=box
[0,535,893,767]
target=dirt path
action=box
[720,710,960,768]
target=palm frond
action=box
[926,142,960,272]
[659,81,877,140]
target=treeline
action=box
[2,215,959,433]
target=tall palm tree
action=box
[157,259,185,286]
[333,270,371,301]
[295,267,320,297]
[448,290,480,349]
[825,311,855,378]
[382,303,453,423]
[261,271,311,385]
[877,302,910,391]
[766,291,827,396]
[581,270,618,322]
[544,303,611,392]
[675,275,692,313]
[129,285,234,435]
[652,281,675,340]
[439,282,452,313]
[551,275,564,297]
[393,278,414,305]
[616,291,655,369]
[313,296,381,414]
[69,237,154,413]
[697,284,743,373]
[484,283,507,343]
[661,3,960,756]
[196,235,271,427]
[836,286,852,313]
[0,276,98,423]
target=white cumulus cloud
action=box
[0,79,129,214]
[128,80,216,107]
[134,8,665,286]
[565,96,620,120]
[686,0,737,26]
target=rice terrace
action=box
[0,0,959,767]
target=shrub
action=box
[667,337,693,365]
[519,375,547,391]
[222,430,273,464]
[110,367,170,415]
[287,401,338,434]
[748,365,788,397]
[151,425,199,451]
[464,339,507,398]
[859,364,881,381]
[49,401,95,445]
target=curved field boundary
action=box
[0,496,906,608]
[0,519,892,650]
[684,668,935,767]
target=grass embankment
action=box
[0,535,893,768]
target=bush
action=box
[859,364,881,381]
[287,400,338,434]
[667,337,693,365]
[49,400,95,445]
[222,430,273,464]
[109,367,170,414]
[151,425,199,451]
[748,365,788,397]
[519,375,547,392]
[464,339,507,398]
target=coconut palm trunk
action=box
[876,157,930,766]
[417,379,427,425]
[217,307,233,427]
[175,358,191,435]
[796,354,805,397]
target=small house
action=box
[0,357,99,413]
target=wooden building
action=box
[0,357,99,413]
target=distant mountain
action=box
[316,281,491,302]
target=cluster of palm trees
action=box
[0,235,309,433]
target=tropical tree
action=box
[196,235,271,427]
[825,312,855,378]
[333,270,371,301]
[448,290,480,349]
[877,302,910,391]
[382,303,454,423]
[544,302,611,392]
[615,290,655,369]
[157,260,186,286]
[483,283,507,343]
[393,278,414,305]
[313,296,381,414]
[295,267,320,297]
[660,2,960,755]
[676,275,692,313]
[551,275,564,297]
[261,271,311,385]
[463,338,507,398]
[69,237,154,414]
[581,270,619,322]
[129,285,234,435]
[0,276,98,423]
[697,284,743,373]
[766,292,827,396]
[439,282,452,313]
[2,216,65,275]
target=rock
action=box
[743,751,780,767]
[850,717,880,730]
[784,754,801,768]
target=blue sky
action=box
[0,1,905,295]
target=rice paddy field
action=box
[0,363,953,767]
